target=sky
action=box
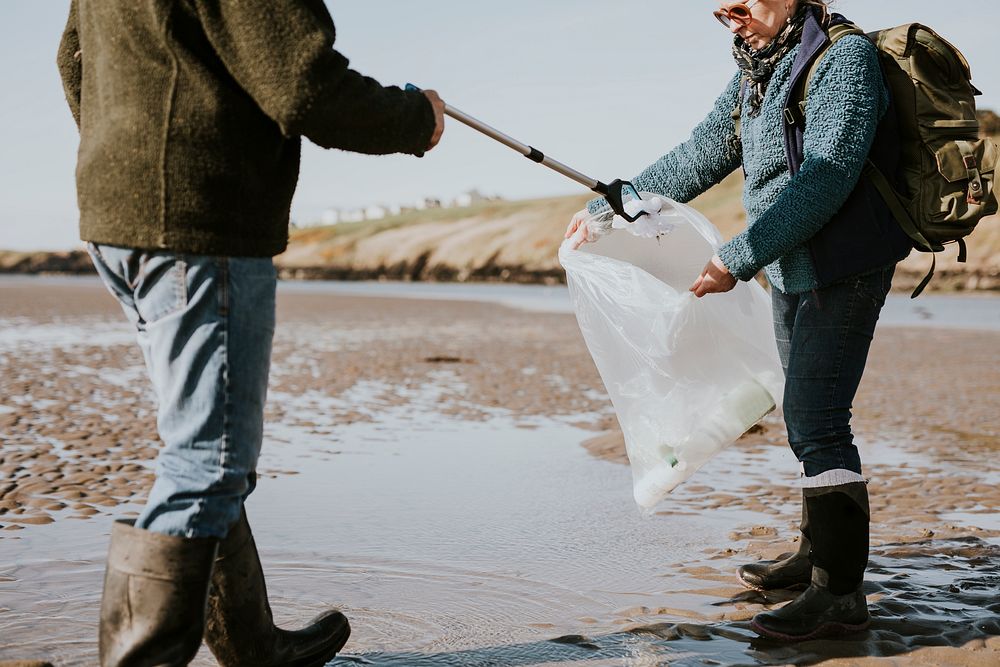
[1,1,998,251]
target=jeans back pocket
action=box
[134,253,188,325]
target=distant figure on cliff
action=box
[568,0,911,642]
[57,1,444,664]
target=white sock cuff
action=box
[800,468,867,488]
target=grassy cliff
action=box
[278,163,1000,292]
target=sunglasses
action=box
[713,0,761,29]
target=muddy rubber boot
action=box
[751,482,871,641]
[204,511,350,667]
[99,520,218,667]
[738,493,812,591]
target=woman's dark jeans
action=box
[771,266,894,477]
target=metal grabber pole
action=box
[405,84,645,222]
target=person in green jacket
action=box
[57,1,444,665]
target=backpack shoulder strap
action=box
[789,22,866,123]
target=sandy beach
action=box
[0,276,998,666]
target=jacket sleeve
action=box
[191,0,435,155]
[57,0,82,129]
[588,72,743,213]
[718,36,887,281]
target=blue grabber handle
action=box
[405,83,646,222]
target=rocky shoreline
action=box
[3,248,999,293]
[0,250,94,275]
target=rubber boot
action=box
[738,492,812,591]
[204,510,351,667]
[99,520,218,667]
[751,482,871,641]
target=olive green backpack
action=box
[794,23,999,296]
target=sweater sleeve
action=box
[57,0,82,129]
[718,36,888,281]
[191,0,435,155]
[588,72,743,214]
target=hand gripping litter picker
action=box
[406,84,647,222]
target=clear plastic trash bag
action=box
[559,195,784,509]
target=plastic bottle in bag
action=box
[632,373,777,508]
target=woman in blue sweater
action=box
[567,0,912,641]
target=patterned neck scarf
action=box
[732,6,810,117]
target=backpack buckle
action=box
[783,108,797,126]
[968,181,984,204]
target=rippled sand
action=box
[0,277,997,666]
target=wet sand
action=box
[1,277,998,666]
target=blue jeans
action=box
[88,243,276,538]
[771,266,894,480]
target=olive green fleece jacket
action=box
[57,0,436,257]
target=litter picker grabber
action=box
[406,84,647,222]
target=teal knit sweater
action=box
[590,36,888,294]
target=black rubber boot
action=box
[738,493,812,591]
[751,483,871,641]
[99,520,218,667]
[204,510,351,667]
[751,566,870,641]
